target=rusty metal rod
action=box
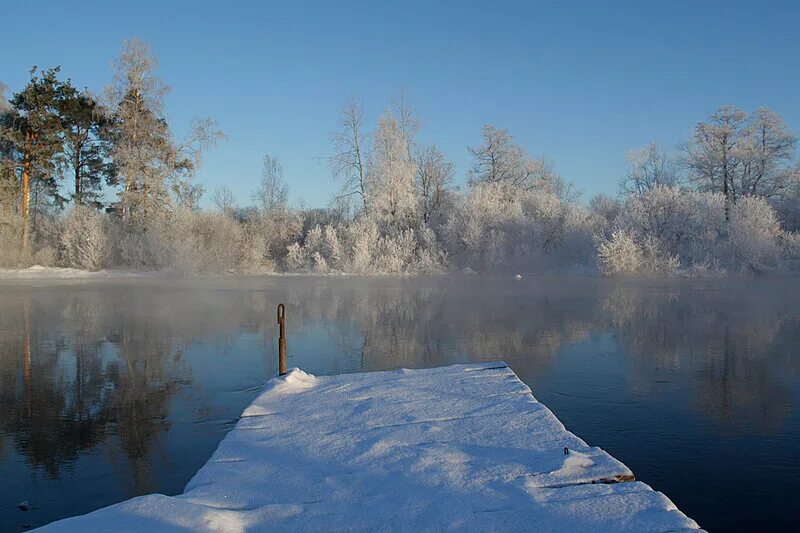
[277,303,287,375]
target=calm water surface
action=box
[1,276,799,531]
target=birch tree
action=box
[682,106,747,219]
[738,108,796,199]
[393,89,419,160]
[106,39,174,220]
[107,39,221,220]
[213,185,237,215]
[416,144,453,224]
[619,143,677,195]
[330,99,368,210]
[468,125,554,193]
[253,153,288,214]
[683,106,797,219]
[368,111,417,226]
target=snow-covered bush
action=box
[284,215,446,275]
[61,206,108,270]
[116,214,175,270]
[172,210,242,273]
[615,187,725,270]
[597,231,643,275]
[238,221,272,273]
[597,231,679,276]
[588,194,621,239]
[256,209,303,270]
[726,196,781,272]
[443,182,596,271]
[779,231,800,272]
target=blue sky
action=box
[2,0,799,207]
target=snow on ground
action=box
[38,362,703,532]
[0,265,164,280]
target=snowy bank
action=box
[38,362,702,532]
[0,265,165,280]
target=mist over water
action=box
[0,275,798,531]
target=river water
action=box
[0,275,798,531]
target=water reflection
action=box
[604,284,799,432]
[0,276,798,531]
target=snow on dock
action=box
[39,362,702,532]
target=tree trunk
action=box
[74,150,82,205]
[21,130,31,251]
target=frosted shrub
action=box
[257,209,303,269]
[597,231,642,275]
[323,225,343,270]
[285,242,305,271]
[778,231,800,271]
[173,210,244,273]
[588,194,620,239]
[560,204,597,266]
[284,225,330,273]
[523,189,564,252]
[616,187,726,269]
[118,214,175,270]
[597,231,679,276]
[375,229,416,273]
[283,215,446,275]
[444,182,523,268]
[238,222,272,273]
[312,251,328,273]
[415,225,447,273]
[726,196,781,272]
[346,217,380,273]
[61,206,108,271]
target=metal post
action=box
[277,304,287,375]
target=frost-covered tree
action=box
[726,195,781,272]
[330,98,369,210]
[615,187,725,269]
[106,39,173,219]
[619,143,678,195]
[773,166,800,231]
[588,194,620,239]
[682,105,747,218]
[738,108,796,199]
[682,106,797,219]
[253,153,288,214]
[597,231,679,276]
[416,145,454,224]
[392,89,419,159]
[468,125,553,193]
[367,111,417,227]
[107,39,220,221]
[212,185,237,215]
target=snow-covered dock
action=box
[40,362,702,532]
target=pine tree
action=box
[58,82,114,208]
[3,68,66,249]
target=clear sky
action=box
[2,0,799,207]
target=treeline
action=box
[1,40,799,276]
